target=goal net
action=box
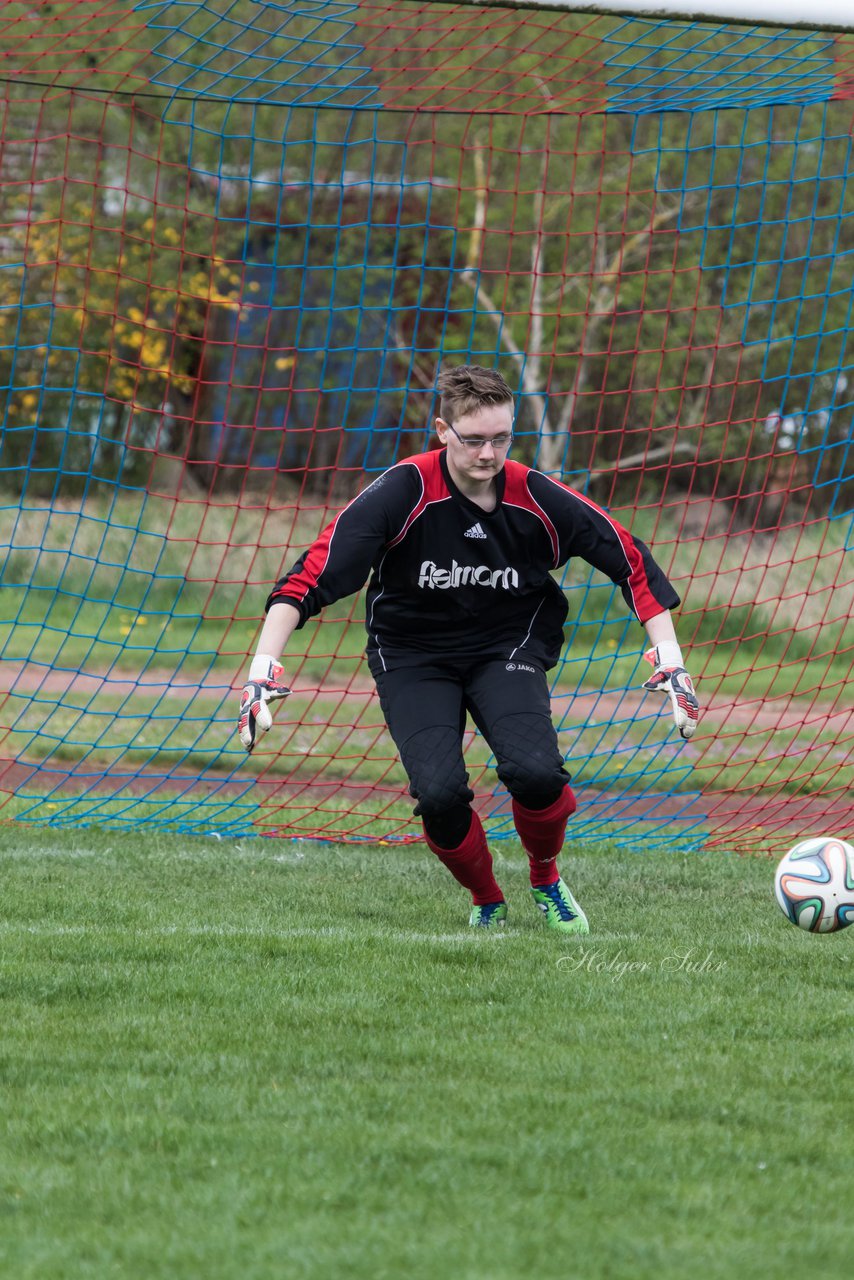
[1,1,852,849]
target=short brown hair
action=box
[436,364,514,425]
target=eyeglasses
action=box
[446,423,514,452]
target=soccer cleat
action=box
[530,879,589,935]
[469,901,508,929]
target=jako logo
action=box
[418,560,520,590]
[506,662,536,673]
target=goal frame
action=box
[470,0,854,34]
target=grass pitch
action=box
[2,824,852,1279]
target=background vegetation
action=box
[1,2,852,518]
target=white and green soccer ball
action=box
[774,836,854,934]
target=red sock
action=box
[512,787,577,887]
[424,810,504,906]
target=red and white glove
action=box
[642,642,699,741]
[238,654,291,752]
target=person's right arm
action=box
[238,463,423,752]
[265,463,422,624]
[255,599,302,663]
[237,602,301,752]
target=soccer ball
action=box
[774,836,854,933]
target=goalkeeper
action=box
[238,365,699,934]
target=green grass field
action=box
[2,823,852,1279]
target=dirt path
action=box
[2,661,852,736]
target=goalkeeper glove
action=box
[642,642,699,741]
[238,654,291,752]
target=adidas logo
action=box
[464,522,487,539]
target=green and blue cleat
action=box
[469,900,508,929]
[530,878,589,935]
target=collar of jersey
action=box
[439,448,506,516]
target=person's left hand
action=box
[642,646,699,740]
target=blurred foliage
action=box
[0,1,851,518]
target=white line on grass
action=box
[0,922,513,945]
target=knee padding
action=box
[487,712,569,802]
[397,725,474,818]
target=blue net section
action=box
[141,0,383,108]
[601,21,839,112]
[1,1,853,848]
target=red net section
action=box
[0,1,150,92]
[351,2,611,113]
[0,1,852,851]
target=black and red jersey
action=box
[267,449,680,671]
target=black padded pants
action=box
[373,655,571,847]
